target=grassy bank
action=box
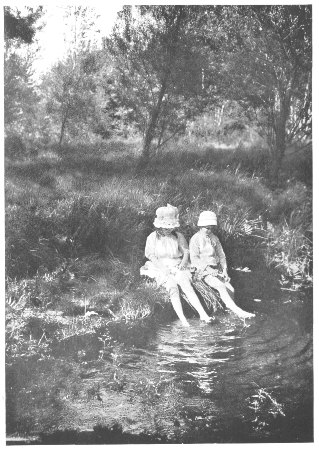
[5,139,312,362]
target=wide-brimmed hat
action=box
[197,211,217,226]
[154,204,180,229]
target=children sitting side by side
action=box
[140,204,213,327]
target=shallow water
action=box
[6,283,313,443]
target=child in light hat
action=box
[140,204,212,327]
[189,211,255,319]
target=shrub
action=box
[265,219,312,283]
[269,182,310,224]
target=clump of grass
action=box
[6,328,51,363]
[265,219,312,284]
[5,201,63,278]
[56,317,98,341]
[114,286,162,323]
[5,302,59,363]
[152,141,271,179]
[6,257,85,310]
[268,181,311,224]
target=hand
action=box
[222,269,230,283]
[206,266,219,277]
[196,269,205,280]
[164,268,172,277]
[178,263,187,270]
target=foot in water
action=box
[200,315,215,323]
[239,311,255,319]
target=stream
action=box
[6,274,313,444]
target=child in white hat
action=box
[140,204,212,326]
[189,211,255,319]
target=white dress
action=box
[140,231,191,286]
[189,231,227,272]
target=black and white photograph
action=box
[3,1,315,445]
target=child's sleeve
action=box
[177,232,190,255]
[145,233,157,261]
[189,234,207,271]
[215,237,227,269]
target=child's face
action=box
[200,225,217,235]
[159,228,174,236]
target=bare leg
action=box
[176,271,212,322]
[170,292,190,327]
[205,275,255,318]
[166,278,190,326]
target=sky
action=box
[31,3,124,76]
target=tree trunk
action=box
[138,8,186,169]
[270,150,283,186]
[140,81,167,165]
[59,114,68,150]
[270,124,286,186]
[270,92,290,186]
[157,121,166,149]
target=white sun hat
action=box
[153,204,180,229]
[197,211,217,226]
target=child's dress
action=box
[189,231,227,274]
[140,231,191,286]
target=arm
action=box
[145,232,169,273]
[215,237,230,281]
[145,233,156,261]
[189,234,208,272]
[177,232,190,270]
[145,233,170,273]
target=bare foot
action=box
[200,315,213,323]
[239,311,255,319]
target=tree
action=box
[210,5,312,183]
[4,6,43,45]
[41,53,103,146]
[40,6,104,147]
[4,7,44,122]
[4,7,44,157]
[106,5,216,165]
[4,51,38,128]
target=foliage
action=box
[4,7,44,158]
[185,102,264,150]
[4,6,43,44]
[4,51,38,128]
[209,5,312,183]
[39,7,105,146]
[105,5,217,161]
[43,57,100,143]
[4,5,311,171]
[265,220,312,284]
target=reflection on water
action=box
[6,293,313,443]
[154,319,239,394]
